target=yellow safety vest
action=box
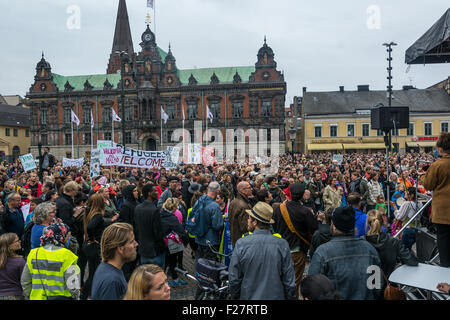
[187,208,195,239]
[27,247,78,300]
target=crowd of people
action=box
[0,132,449,300]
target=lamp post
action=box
[288,126,296,154]
[382,41,397,222]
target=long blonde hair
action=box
[162,197,179,213]
[83,193,105,238]
[0,233,22,269]
[366,210,384,236]
[124,264,165,300]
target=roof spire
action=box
[42,51,44,59]
[264,35,267,45]
[110,0,134,56]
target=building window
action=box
[83,108,91,124]
[424,122,433,136]
[392,128,399,136]
[441,122,449,133]
[210,103,220,119]
[40,109,48,125]
[5,128,10,136]
[25,129,29,137]
[362,124,370,137]
[84,132,91,145]
[261,101,272,117]
[407,122,414,136]
[330,125,337,137]
[167,105,175,120]
[188,104,197,120]
[41,134,48,145]
[124,106,133,121]
[65,133,72,145]
[103,107,112,123]
[13,129,18,137]
[377,129,384,136]
[104,132,112,141]
[314,125,322,138]
[347,124,355,137]
[167,130,173,143]
[232,102,243,118]
[125,132,132,144]
[64,108,71,124]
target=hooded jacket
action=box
[118,185,138,231]
[160,208,189,245]
[365,232,418,278]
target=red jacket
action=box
[283,185,292,201]
[24,183,42,199]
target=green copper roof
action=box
[52,73,121,91]
[178,66,255,85]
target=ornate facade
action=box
[27,0,286,159]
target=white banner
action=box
[187,144,202,164]
[20,153,37,172]
[100,145,167,169]
[90,148,101,179]
[62,157,85,168]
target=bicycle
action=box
[175,240,232,300]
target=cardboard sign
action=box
[62,158,85,168]
[187,144,202,164]
[20,154,37,172]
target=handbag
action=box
[280,203,311,246]
[382,270,406,300]
[164,232,185,254]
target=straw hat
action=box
[245,202,275,224]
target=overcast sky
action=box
[0,0,449,105]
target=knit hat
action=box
[40,222,70,247]
[331,206,355,233]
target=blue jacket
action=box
[354,208,367,238]
[194,195,224,247]
[308,235,382,300]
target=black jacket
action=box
[365,232,419,278]
[119,185,138,231]
[273,200,319,254]
[55,193,81,236]
[134,200,166,258]
[309,224,332,259]
[87,213,105,243]
[160,208,189,245]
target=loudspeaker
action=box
[371,106,409,131]
[416,228,438,264]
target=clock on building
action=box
[144,33,153,42]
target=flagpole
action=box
[112,109,114,145]
[160,106,163,148]
[71,120,74,158]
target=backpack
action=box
[22,221,35,257]
[185,197,209,238]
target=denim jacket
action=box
[308,235,383,300]
[194,195,224,247]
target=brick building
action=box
[27,0,286,160]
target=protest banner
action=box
[202,146,215,166]
[19,153,37,172]
[333,154,344,165]
[187,144,202,164]
[90,148,101,179]
[165,146,180,169]
[100,145,167,169]
[96,140,116,149]
[62,157,85,168]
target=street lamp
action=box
[288,126,296,154]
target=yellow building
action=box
[0,103,31,161]
[301,86,450,154]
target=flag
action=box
[161,106,169,124]
[147,0,154,8]
[207,105,214,123]
[71,110,80,126]
[112,108,121,122]
[91,110,94,129]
